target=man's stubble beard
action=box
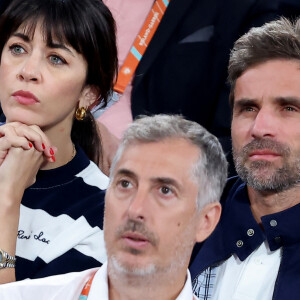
[233,138,300,193]
[107,217,196,284]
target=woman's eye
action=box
[49,55,66,65]
[9,44,25,55]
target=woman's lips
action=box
[12,90,39,105]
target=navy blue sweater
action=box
[15,146,108,280]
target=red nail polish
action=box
[51,156,56,162]
[42,143,46,150]
[50,148,54,155]
[29,142,33,148]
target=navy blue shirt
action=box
[190,177,300,300]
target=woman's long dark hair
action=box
[0,0,118,164]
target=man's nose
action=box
[250,107,278,139]
[127,188,150,221]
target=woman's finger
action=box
[1,123,57,158]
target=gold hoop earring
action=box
[75,107,87,121]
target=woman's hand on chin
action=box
[0,122,57,165]
[0,125,52,285]
[0,146,44,199]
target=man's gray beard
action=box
[108,240,191,279]
[233,139,300,193]
[109,255,157,277]
[107,218,195,282]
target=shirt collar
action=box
[222,178,265,261]
[261,202,300,251]
[177,270,197,300]
[222,177,300,260]
[88,262,109,300]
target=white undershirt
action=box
[212,241,281,300]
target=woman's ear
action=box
[195,202,221,243]
[78,85,100,109]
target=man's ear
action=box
[78,85,100,109]
[195,202,221,243]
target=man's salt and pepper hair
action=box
[109,114,228,210]
[228,17,300,106]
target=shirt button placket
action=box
[236,240,243,247]
[247,229,255,236]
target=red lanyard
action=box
[79,271,197,299]
[114,0,171,94]
[79,272,96,299]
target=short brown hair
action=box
[228,17,300,106]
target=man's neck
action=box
[247,185,300,223]
[108,269,187,300]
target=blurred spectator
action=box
[0,0,280,176]
[98,0,279,176]
[0,0,9,13]
[279,0,300,19]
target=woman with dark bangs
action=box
[0,0,117,283]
